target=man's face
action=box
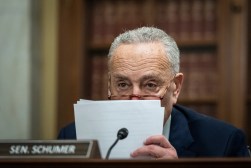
[108,42,183,122]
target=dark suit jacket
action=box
[57,104,250,157]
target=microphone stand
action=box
[105,128,129,159]
[105,137,120,159]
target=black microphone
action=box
[105,128,129,159]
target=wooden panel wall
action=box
[57,0,86,132]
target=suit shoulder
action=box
[57,122,76,139]
[173,104,249,156]
[173,104,245,137]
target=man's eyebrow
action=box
[139,74,163,82]
[112,74,129,80]
[111,73,164,83]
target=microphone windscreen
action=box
[117,128,128,140]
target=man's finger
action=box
[131,145,165,158]
[144,135,172,148]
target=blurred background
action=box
[0,0,250,146]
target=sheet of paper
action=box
[74,100,164,159]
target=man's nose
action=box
[130,86,142,100]
[130,95,141,100]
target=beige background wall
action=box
[0,0,57,139]
[0,0,31,139]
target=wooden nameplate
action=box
[0,140,101,159]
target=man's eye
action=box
[145,83,157,89]
[117,83,129,89]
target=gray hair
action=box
[108,27,180,74]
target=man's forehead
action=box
[110,42,170,64]
[111,73,161,80]
[113,42,167,58]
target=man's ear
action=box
[173,73,184,99]
[108,73,111,97]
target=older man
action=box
[58,27,249,158]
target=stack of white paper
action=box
[74,99,164,159]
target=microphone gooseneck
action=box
[105,128,129,159]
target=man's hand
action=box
[130,135,178,159]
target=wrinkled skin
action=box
[108,42,184,159]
